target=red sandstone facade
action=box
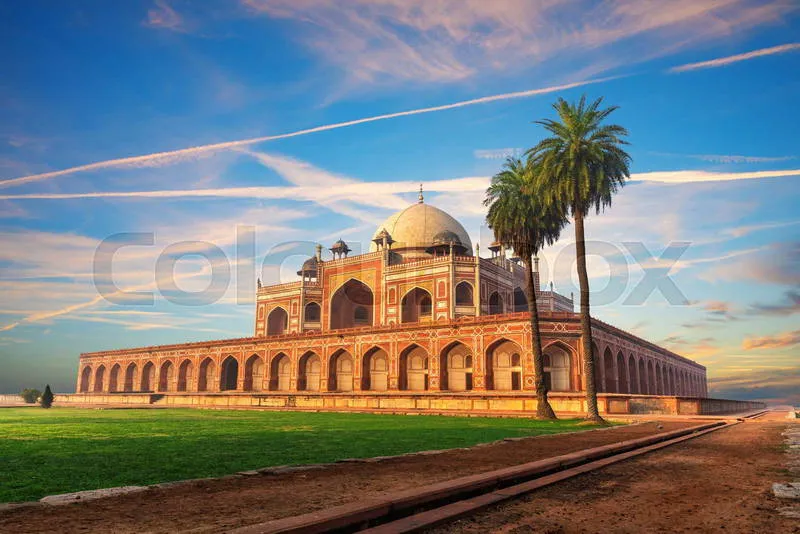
[76,198,708,400]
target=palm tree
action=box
[485,157,567,419]
[527,95,631,423]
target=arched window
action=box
[304,302,320,322]
[267,307,288,335]
[488,292,503,315]
[513,287,528,312]
[420,296,432,315]
[401,288,433,323]
[455,282,473,306]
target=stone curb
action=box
[0,419,649,510]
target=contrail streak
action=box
[670,43,800,73]
[0,77,618,190]
[1,169,797,202]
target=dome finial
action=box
[418,183,424,203]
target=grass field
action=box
[0,407,598,502]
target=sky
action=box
[0,0,798,404]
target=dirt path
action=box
[433,413,798,534]
[0,421,695,533]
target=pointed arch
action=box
[220,356,239,391]
[329,349,354,392]
[488,291,504,315]
[513,287,528,312]
[647,360,656,395]
[486,339,523,391]
[616,351,628,394]
[177,359,194,392]
[441,341,473,391]
[109,363,121,392]
[79,365,92,393]
[603,347,616,393]
[592,342,603,392]
[362,346,389,391]
[399,344,429,391]
[454,281,473,306]
[93,365,106,393]
[244,354,265,392]
[158,360,175,392]
[124,363,138,392]
[198,357,214,392]
[543,340,573,391]
[638,358,646,394]
[628,355,638,394]
[401,287,433,323]
[141,361,155,392]
[330,278,374,329]
[270,352,291,391]
[304,302,321,324]
[267,307,289,336]
[298,351,321,391]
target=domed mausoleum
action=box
[75,192,720,416]
[369,192,472,261]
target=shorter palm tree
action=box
[485,157,567,419]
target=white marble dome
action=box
[370,200,473,256]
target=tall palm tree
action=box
[485,157,567,419]
[527,95,631,423]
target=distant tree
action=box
[40,385,54,408]
[20,388,42,404]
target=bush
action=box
[20,388,42,404]
[40,385,54,409]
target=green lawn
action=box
[0,407,597,502]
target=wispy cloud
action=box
[689,154,795,164]
[0,77,616,191]
[144,0,185,32]
[474,148,523,160]
[632,168,800,184]
[670,42,800,72]
[748,290,800,317]
[244,0,795,86]
[742,329,800,350]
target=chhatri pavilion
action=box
[73,191,725,415]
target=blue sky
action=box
[0,0,798,403]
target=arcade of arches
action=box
[77,332,707,397]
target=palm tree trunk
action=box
[525,256,556,419]
[574,209,604,423]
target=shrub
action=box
[20,388,42,404]
[40,385,54,409]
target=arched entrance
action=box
[616,351,628,394]
[442,342,473,391]
[329,350,354,392]
[488,292,503,315]
[93,365,106,393]
[244,355,265,391]
[362,347,388,391]
[603,347,616,393]
[486,340,523,391]
[79,366,91,393]
[399,345,428,391]
[543,343,572,391]
[177,359,193,392]
[198,358,214,392]
[401,288,433,323]
[647,360,656,394]
[267,307,288,336]
[220,356,238,391]
[330,279,374,329]
[298,352,321,391]
[269,353,291,391]
[158,361,175,392]
[141,361,155,392]
[109,364,121,392]
[124,363,137,392]
[513,287,527,312]
[628,355,637,394]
